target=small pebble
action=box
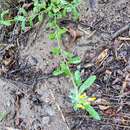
[100,125,113,130]
[44,105,55,116]
[42,116,50,125]
[28,56,38,66]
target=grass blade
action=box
[74,70,81,87]
[0,20,12,26]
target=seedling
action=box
[52,48,81,76]
[0,10,13,26]
[70,71,101,120]
[52,47,101,120]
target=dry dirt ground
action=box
[0,0,130,130]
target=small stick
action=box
[45,81,70,130]
[118,37,130,41]
[112,24,130,40]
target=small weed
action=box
[0,0,101,120]
[52,48,101,120]
[52,48,81,76]
[70,72,101,120]
[0,10,13,26]
[0,0,80,31]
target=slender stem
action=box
[54,17,79,99]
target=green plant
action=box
[52,48,81,76]
[0,0,80,31]
[70,72,101,120]
[0,10,13,26]
[0,0,101,120]
[52,47,101,120]
[49,0,100,119]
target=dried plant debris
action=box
[0,45,17,75]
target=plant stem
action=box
[54,17,79,99]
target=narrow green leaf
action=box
[57,27,67,40]
[63,8,67,17]
[48,11,54,17]
[68,56,81,64]
[21,18,26,31]
[33,0,39,6]
[19,8,27,16]
[79,75,96,94]
[14,16,26,31]
[38,13,43,23]
[60,62,70,76]
[37,3,46,10]
[33,7,39,13]
[72,7,79,20]
[51,47,61,56]
[29,16,33,27]
[14,16,26,22]
[74,70,81,87]
[63,51,73,58]
[49,33,56,40]
[59,27,67,35]
[66,6,72,12]
[84,103,101,120]
[53,67,63,76]
[0,20,12,26]
[1,10,9,20]
[0,112,6,122]
[51,0,60,4]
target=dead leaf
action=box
[103,108,116,117]
[67,26,81,43]
[123,74,130,90]
[96,48,109,65]
[5,127,19,130]
[63,26,81,50]
[118,37,130,41]
[84,63,94,68]
[105,70,112,76]
[98,105,110,110]
[96,98,110,105]
[96,98,111,110]
[121,117,129,125]
[23,2,33,9]
[2,46,16,68]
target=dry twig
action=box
[112,24,130,40]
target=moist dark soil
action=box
[0,0,130,130]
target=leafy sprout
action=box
[0,10,13,26]
[52,48,101,120]
[70,72,101,120]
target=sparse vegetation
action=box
[0,0,100,120]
